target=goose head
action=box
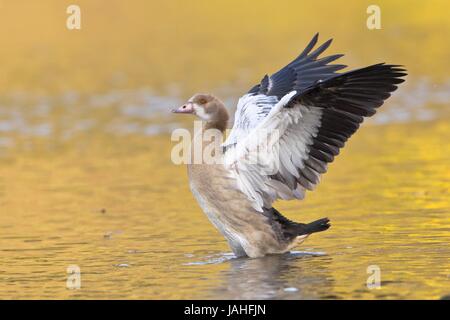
[172,94,229,130]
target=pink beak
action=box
[172,103,195,114]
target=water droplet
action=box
[115,263,130,268]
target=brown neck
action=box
[204,105,229,133]
[205,120,227,132]
[191,106,228,163]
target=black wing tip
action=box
[322,38,334,47]
[310,32,333,45]
[297,33,334,61]
[367,62,408,74]
[312,32,319,41]
[307,37,334,60]
[330,53,345,59]
[373,63,408,85]
[338,63,407,88]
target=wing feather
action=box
[223,35,407,211]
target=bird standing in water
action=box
[172,34,406,258]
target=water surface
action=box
[0,0,449,299]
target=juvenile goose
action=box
[172,34,406,258]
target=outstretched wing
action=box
[223,35,406,211]
[223,33,345,149]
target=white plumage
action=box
[223,91,324,211]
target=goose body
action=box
[173,34,406,258]
[187,125,314,257]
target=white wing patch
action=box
[223,91,323,211]
[223,94,279,149]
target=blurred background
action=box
[0,0,449,299]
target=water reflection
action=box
[212,253,336,300]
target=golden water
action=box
[0,0,449,299]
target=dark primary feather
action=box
[244,33,406,196]
[292,63,407,191]
[248,33,346,99]
[293,63,407,115]
[246,34,407,193]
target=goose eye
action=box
[198,98,207,104]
